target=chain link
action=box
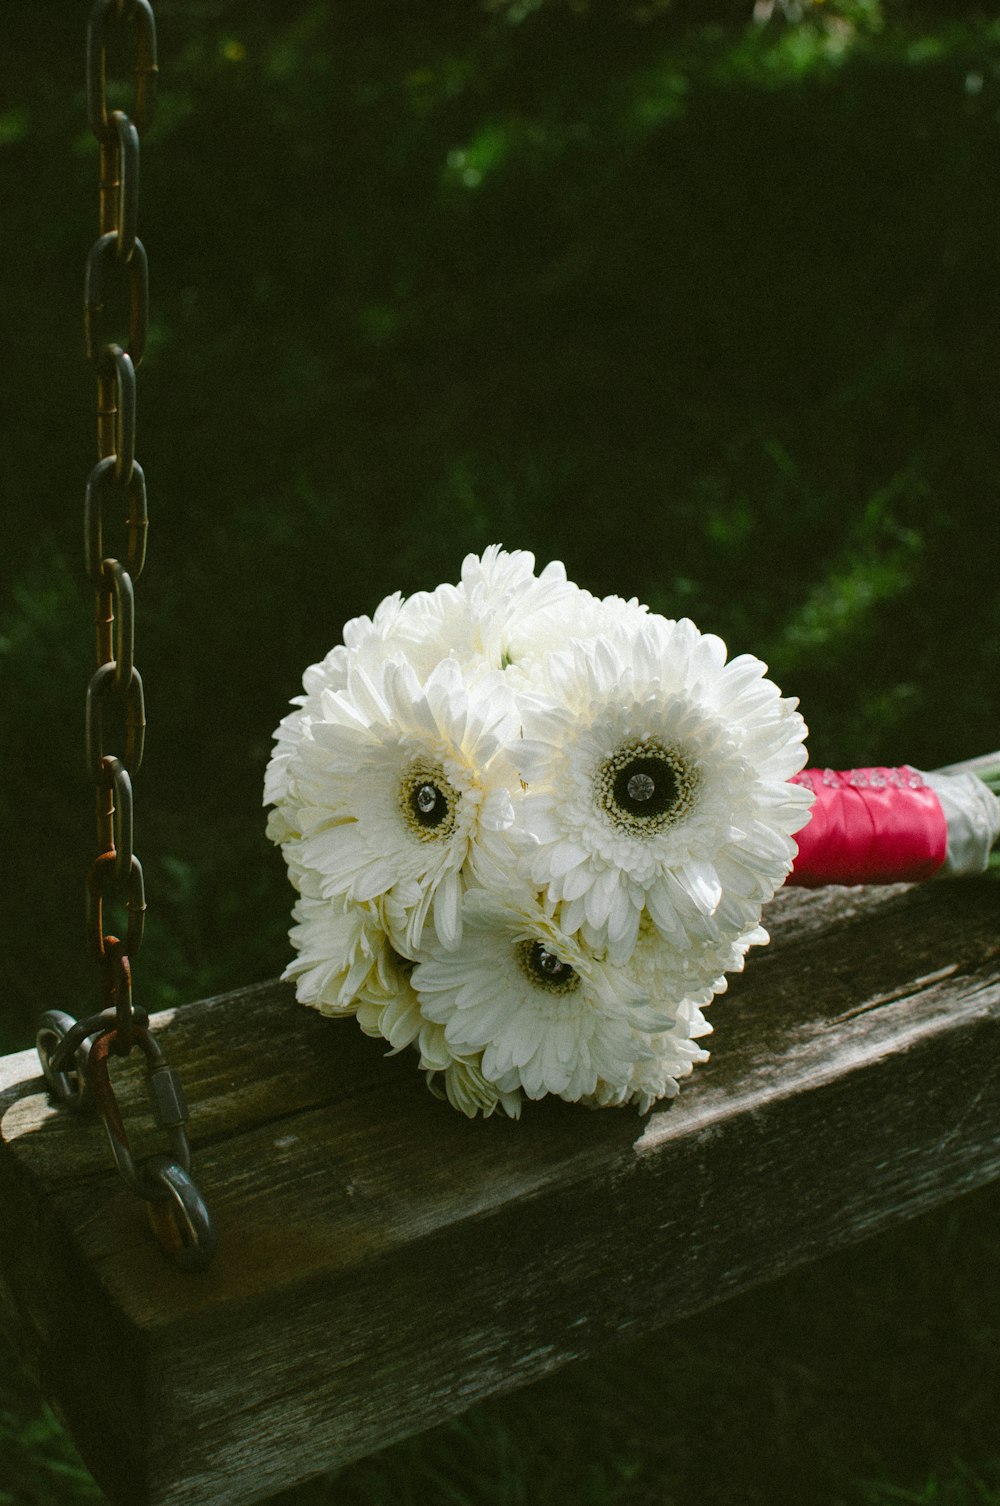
[36,0,214,1272]
[84,457,148,585]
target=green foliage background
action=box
[3,0,1000,1041]
[1,1,998,1502]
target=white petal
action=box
[432,871,464,951]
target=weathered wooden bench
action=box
[1,756,998,1506]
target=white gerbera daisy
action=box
[627,909,771,1013]
[514,617,813,961]
[270,654,520,953]
[264,562,658,832]
[421,1033,523,1120]
[264,548,576,818]
[501,587,653,683]
[354,960,425,1053]
[360,545,582,681]
[265,605,407,815]
[412,889,674,1103]
[283,893,401,1014]
[583,914,767,1112]
[584,1038,710,1113]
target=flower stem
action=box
[975,762,1000,798]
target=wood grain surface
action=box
[1,803,998,1505]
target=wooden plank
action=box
[1,846,998,1505]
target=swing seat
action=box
[2,756,999,1506]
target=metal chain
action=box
[36,0,214,1272]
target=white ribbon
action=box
[920,769,1000,877]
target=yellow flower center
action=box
[398,763,458,842]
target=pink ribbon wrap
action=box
[787,767,948,887]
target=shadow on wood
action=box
[2,856,999,1506]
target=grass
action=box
[0,1405,106,1506]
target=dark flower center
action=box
[612,755,679,818]
[516,939,581,994]
[399,764,458,841]
[411,781,449,827]
[595,740,697,837]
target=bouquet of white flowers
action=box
[267,548,1000,1117]
[265,546,818,1118]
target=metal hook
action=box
[144,1156,217,1271]
[37,1010,95,1112]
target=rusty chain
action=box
[36,0,215,1272]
